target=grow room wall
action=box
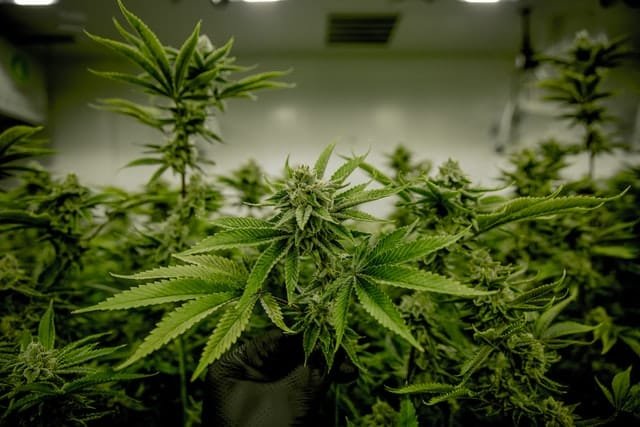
[45,52,639,191]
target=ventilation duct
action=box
[327,13,399,45]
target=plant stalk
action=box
[177,336,188,427]
[407,346,417,383]
[180,171,187,199]
[334,384,340,427]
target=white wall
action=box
[46,52,639,193]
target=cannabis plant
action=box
[351,150,629,425]
[218,159,270,208]
[88,0,290,193]
[57,3,294,424]
[76,145,492,381]
[539,31,631,178]
[2,2,637,424]
[0,303,144,426]
[481,31,640,425]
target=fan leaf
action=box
[182,227,287,255]
[331,155,364,184]
[542,321,598,340]
[363,266,490,296]
[38,301,55,350]
[260,293,293,333]
[62,372,147,394]
[335,186,402,210]
[88,69,167,96]
[354,278,422,350]
[117,0,173,91]
[239,240,289,305]
[331,279,353,352]
[210,216,274,230]
[366,233,462,266]
[119,293,234,369]
[387,382,456,395]
[73,278,234,313]
[476,192,621,233]
[284,246,299,304]
[85,31,170,93]
[313,143,335,179]
[174,21,201,92]
[192,297,258,380]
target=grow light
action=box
[13,0,59,5]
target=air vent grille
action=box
[327,13,399,45]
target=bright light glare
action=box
[242,0,282,3]
[13,0,59,5]
[462,0,501,3]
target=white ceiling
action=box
[1,0,639,58]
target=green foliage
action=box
[595,367,640,415]
[478,30,639,427]
[218,159,270,207]
[386,145,431,181]
[1,6,637,426]
[81,147,491,380]
[538,31,632,178]
[475,189,622,234]
[88,0,291,185]
[0,305,144,426]
[0,126,52,182]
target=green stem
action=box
[180,171,187,199]
[588,150,595,181]
[177,336,188,427]
[334,384,340,427]
[406,337,418,383]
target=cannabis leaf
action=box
[192,296,257,380]
[476,190,625,233]
[74,255,245,370]
[596,366,639,414]
[118,293,235,369]
[355,278,422,350]
[0,125,51,181]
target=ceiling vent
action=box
[327,13,399,45]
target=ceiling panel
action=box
[0,0,638,58]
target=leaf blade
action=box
[73,278,234,313]
[331,278,353,352]
[38,301,55,350]
[367,233,462,266]
[313,143,335,179]
[260,293,293,333]
[117,0,173,91]
[354,279,422,350]
[118,293,235,369]
[364,266,491,296]
[239,240,289,306]
[182,228,288,255]
[174,21,201,92]
[284,246,299,304]
[192,297,257,380]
